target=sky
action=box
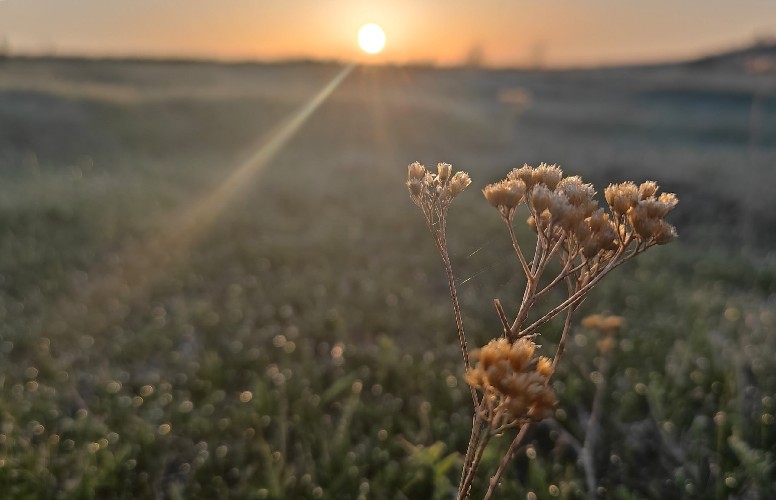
[1,0,775,67]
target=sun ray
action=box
[41,63,355,376]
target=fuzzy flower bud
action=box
[408,161,426,181]
[557,176,596,207]
[638,181,659,200]
[532,163,564,190]
[654,221,678,245]
[407,178,423,197]
[437,162,452,182]
[447,171,472,198]
[605,182,639,216]
[530,184,552,213]
[645,192,679,218]
[628,202,660,240]
[483,179,526,217]
[507,165,536,188]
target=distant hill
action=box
[686,39,776,73]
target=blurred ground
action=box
[0,57,774,498]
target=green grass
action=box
[0,58,774,499]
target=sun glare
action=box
[358,23,386,55]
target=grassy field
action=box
[0,57,774,499]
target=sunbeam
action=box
[42,63,355,374]
[171,63,354,246]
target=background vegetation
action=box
[0,55,774,498]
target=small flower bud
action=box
[530,184,552,213]
[587,209,607,232]
[407,179,423,197]
[407,161,426,181]
[628,202,660,240]
[507,165,536,188]
[573,220,592,242]
[483,179,526,216]
[605,182,638,216]
[508,339,535,372]
[437,162,452,182]
[645,192,678,218]
[557,176,596,207]
[447,171,471,198]
[532,163,563,190]
[527,215,537,233]
[654,221,678,244]
[536,357,554,377]
[548,192,571,224]
[638,181,659,200]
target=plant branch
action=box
[494,299,513,339]
[458,417,492,499]
[435,234,479,408]
[552,276,581,370]
[507,221,532,283]
[483,423,530,500]
[518,246,637,338]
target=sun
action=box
[358,23,386,55]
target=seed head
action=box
[447,171,472,199]
[654,221,678,245]
[483,179,526,218]
[628,202,661,240]
[605,182,639,217]
[645,192,678,218]
[408,161,426,181]
[407,178,423,197]
[530,184,552,213]
[437,162,452,182]
[508,164,536,188]
[548,192,571,224]
[508,338,536,372]
[587,209,609,232]
[532,163,564,190]
[557,176,596,207]
[638,181,659,200]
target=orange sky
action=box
[1,0,775,67]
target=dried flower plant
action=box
[405,161,678,498]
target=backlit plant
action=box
[406,161,678,498]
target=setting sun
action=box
[357,23,386,55]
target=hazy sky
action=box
[1,0,775,67]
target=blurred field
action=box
[0,56,775,498]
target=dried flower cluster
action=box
[466,339,556,424]
[407,161,472,228]
[405,161,678,499]
[483,164,677,288]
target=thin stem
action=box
[518,246,636,338]
[458,420,492,499]
[509,233,568,336]
[507,221,532,283]
[483,423,530,500]
[458,409,484,497]
[436,234,479,408]
[494,299,512,339]
[535,233,567,278]
[552,276,580,370]
[534,260,586,302]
